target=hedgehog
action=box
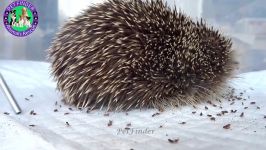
[48,0,236,111]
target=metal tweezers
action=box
[0,73,21,114]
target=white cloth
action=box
[0,60,266,150]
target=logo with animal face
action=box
[3,0,38,37]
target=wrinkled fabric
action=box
[0,61,266,150]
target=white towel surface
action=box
[0,60,266,150]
